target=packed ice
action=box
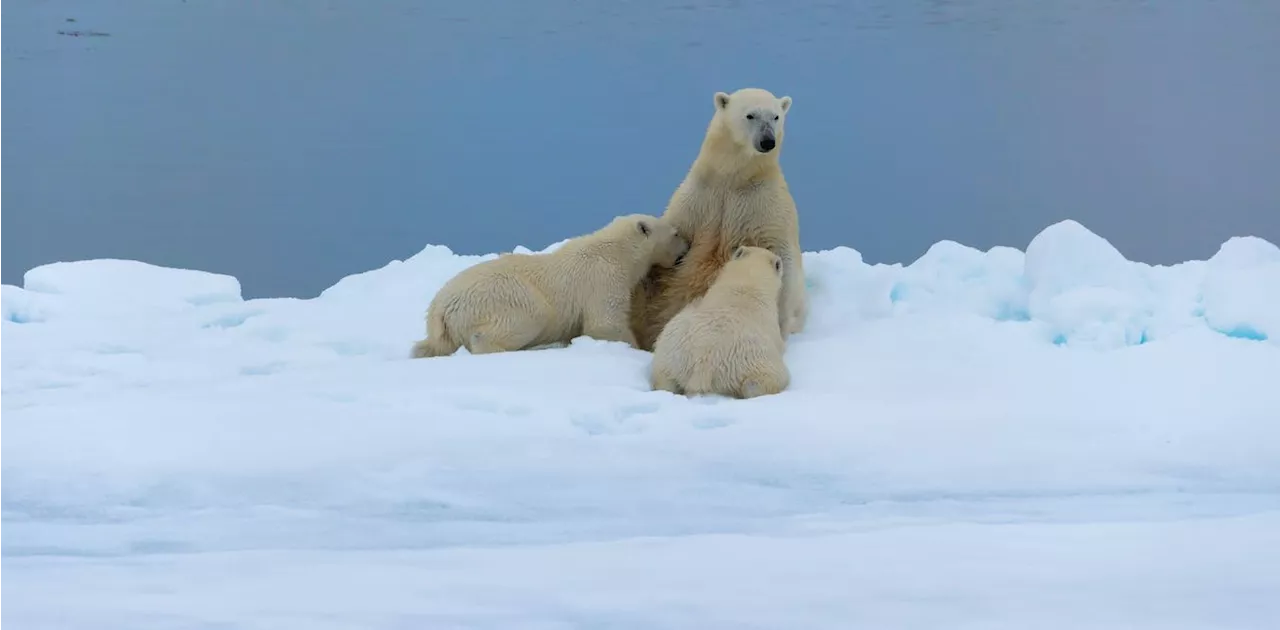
[3,220,1279,629]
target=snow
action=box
[1201,236,1280,342]
[3,220,1280,629]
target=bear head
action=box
[731,245,783,278]
[617,214,690,268]
[713,88,793,155]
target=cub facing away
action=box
[649,245,790,399]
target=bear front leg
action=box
[582,296,641,349]
[783,255,808,335]
[777,246,808,338]
[583,317,639,348]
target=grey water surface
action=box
[4,0,1278,298]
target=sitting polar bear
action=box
[649,245,791,399]
[630,87,807,352]
[410,214,688,358]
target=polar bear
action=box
[649,245,790,399]
[630,87,807,351]
[410,214,688,358]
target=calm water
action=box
[4,0,1279,298]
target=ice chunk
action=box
[799,246,897,332]
[1201,236,1280,342]
[890,240,1030,321]
[22,259,242,314]
[1023,220,1152,348]
[0,285,42,325]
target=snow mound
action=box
[4,258,243,343]
[4,220,1280,629]
[1023,219,1154,347]
[1201,236,1280,341]
[22,258,242,311]
[5,221,1276,353]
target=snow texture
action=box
[4,220,1280,629]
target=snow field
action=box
[3,219,1279,629]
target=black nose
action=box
[759,137,776,152]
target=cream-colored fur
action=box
[650,246,790,399]
[410,214,688,358]
[630,87,807,351]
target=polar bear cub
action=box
[410,214,688,358]
[649,245,790,399]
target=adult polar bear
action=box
[630,87,807,351]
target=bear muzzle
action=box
[756,130,777,153]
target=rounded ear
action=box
[637,220,651,237]
[779,96,792,113]
[733,246,747,259]
[714,92,731,111]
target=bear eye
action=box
[745,114,754,120]
[774,260,781,272]
[773,115,779,121]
